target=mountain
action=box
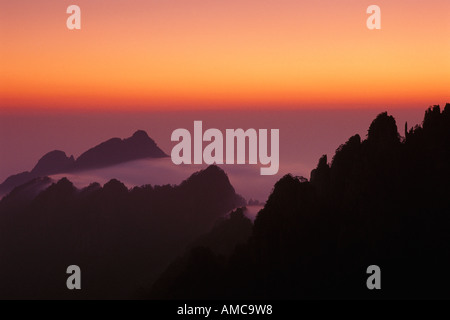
[0,165,245,299]
[74,130,167,170]
[147,207,253,299]
[0,130,167,197]
[146,104,450,300]
[0,177,54,211]
[32,150,75,175]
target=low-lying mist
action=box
[50,157,304,202]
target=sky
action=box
[1,0,449,111]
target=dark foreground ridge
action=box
[145,104,450,299]
[0,130,168,196]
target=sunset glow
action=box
[1,0,449,110]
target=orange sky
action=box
[0,0,449,111]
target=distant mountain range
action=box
[0,130,167,196]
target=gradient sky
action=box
[1,0,449,111]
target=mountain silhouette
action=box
[0,165,245,299]
[0,130,167,197]
[146,103,450,300]
[0,177,54,211]
[74,130,167,170]
[32,150,75,175]
[146,207,253,299]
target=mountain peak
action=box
[180,165,245,208]
[131,130,150,139]
[74,131,168,170]
[31,150,75,175]
[183,165,230,186]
